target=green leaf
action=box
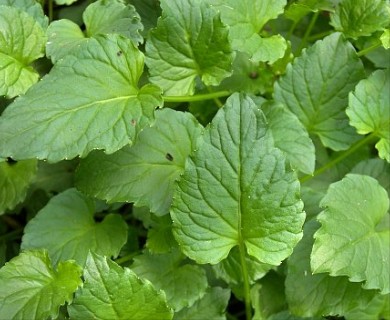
[76,108,203,215]
[21,188,128,266]
[145,0,233,95]
[0,34,162,162]
[68,252,173,320]
[262,102,315,174]
[173,287,230,320]
[211,0,288,63]
[146,215,178,254]
[347,68,390,162]
[380,29,390,49]
[0,250,82,320]
[286,220,381,318]
[171,93,305,265]
[0,6,46,98]
[132,250,208,311]
[330,0,390,39]
[311,174,390,294]
[0,158,37,214]
[274,33,365,151]
[47,0,143,63]
[55,0,77,5]
[0,0,48,28]
[129,0,161,37]
[284,0,334,23]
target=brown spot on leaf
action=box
[165,153,173,161]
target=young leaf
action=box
[210,0,288,63]
[173,287,230,320]
[145,0,233,95]
[0,158,37,214]
[0,250,82,320]
[171,93,305,265]
[0,34,162,162]
[0,6,46,98]
[68,252,173,320]
[286,220,381,318]
[262,102,315,174]
[132,249,208,311]
[380,29,390,49]
[274,33,365,151]
[330,0,390,39]
[311,174,390,294]
[76,108,203,215]
[0,0,48,28]
[47,0,143,63]
[21,188,128,266]
[347,68,390,162]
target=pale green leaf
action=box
[68,252,173,320]
[55,0,77,5]
[0,250,82,320]
[171,93,305,265]
[173,287,230,320]
[47,0,143,63]
[0,158,37,214]
[21,188,128,266]
[76,108,203,215]
[330,0,390,39]
[145,0,233,95]
[311,174,390,294]
[380,29,390,49]
[262,102,315,174]
[0,6,46,98]
[132,250,208,311]
[0,0,48,28]
[0,34,162,162]
[286,220,381,318]
[347,68,390,162]
[211,0,288,63]
[284,0,334,22]
[274,33,365,150]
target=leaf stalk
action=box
[163,91,230,103]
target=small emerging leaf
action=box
[0,250,82,320]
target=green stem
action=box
[238,239,252,320]
[307,30,332,41]
[295,11,319,56]
[48,0,54,22]
[357,42,381,57]
[287,20,298,40]
[300,134,376,183]
[115,251,140,265]
[163,90,230,103]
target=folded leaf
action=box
[21,188,128,266]
[311,174,390,294]
[274,33,365,150]
[0,250,82,320]
[76,108,203,215]
[347,68,390,162]
[330,0,390,39]
[68,252,173,320]
[211,0,288,63]
[171,93,305,265]
[0,34,162,162]
[0,158,37,214]
[0,6,46,98]
[145,0,233,95]
[132,250,208,311]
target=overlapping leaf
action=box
[145,0,233,95]
[0,0,48,28]
[347,68,390,162]
[284,0,333,22]
[0,250,82,320]
[76,108,203,215]
[0,158,37,214]
[274,33,365,150]
[330,0,390,39]
[286,220,382,318]
[0,34,162,162]
[68,252,173,320]
[210,0,288,63]
[171,93,305,265]
[21,188,128,266]
[0,6,46,98]
[311,174,390,294]
[47,0,143,63]
[132,250,208,311]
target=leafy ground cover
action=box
[0,0,389,319]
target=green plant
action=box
[0,0,389,319]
